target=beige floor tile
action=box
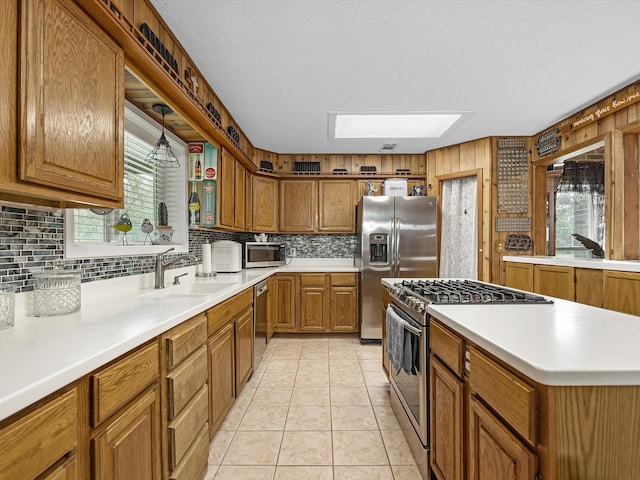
[259,371,296,388]
[297,358,329,372]
[271,349,302,359]
[330,371,365,387]
[208,430,235,466]
[285,405,332,430]
[250,387,293,406]
[295,371,330,387]
[238,405,289,430]
[390,465,423,479]
[363,370,390,388]
[334,465,394,480]
[357,350,382,360]
[235,386,256,406]
[214,465,276,479]
[373,404,401,430]
[300,351,330,361]
[332,430,388,465]
[274,465,333,480]
[222,431,283,465]
[266,358,300,372]
[290,386,331,406]
[330,386,371,405]
[245,371,265,388]
[218,403,247,431]
[367,386,391,405]
[328,338,357,349]
[278,431,333,465]
[329,348,358,359]
[203,465,217,480]
[329,357,361,372]
[331,405,378,430]
[381,430,417,465]
[302,344,329,353]
[359,358,384,372]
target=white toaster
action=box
[211,240,243,272]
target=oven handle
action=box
[403,322,422,337]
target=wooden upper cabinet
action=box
[219,148,236,228]
[18,0,124,203]
[252,176,278,232]
[280,180,317,232]
[318,180,355,232]
[234,162,246,230]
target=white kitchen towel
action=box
[386,304,408,374]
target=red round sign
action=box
[205,167,216,179]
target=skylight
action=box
[332,113,462,139]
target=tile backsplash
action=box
[0,204,355,292]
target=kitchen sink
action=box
[140,282,237,298]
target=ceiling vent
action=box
[379,143,397,152]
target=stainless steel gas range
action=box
[385,279,551,480]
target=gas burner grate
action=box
[398,279,552,305]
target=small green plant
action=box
[158,202,169,226]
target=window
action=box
[65,101,188,258]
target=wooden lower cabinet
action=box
[575,267,603,307]
[299,273,327,331]
[41,456,77,480]
[430,358,464,480]
[533,264,575,301]
[271,274,297,331]
[207,322,235,435]
[92,387,161,480]
[603,270,640,315]
[235,308,254,391]
[467,395,537,480]
[329,286,357,332]
[504,262,533,292]
[0,388,78,480]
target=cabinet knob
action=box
[464,360,471,373]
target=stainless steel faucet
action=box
[154,247,197,289]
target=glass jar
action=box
[32,266,81,317]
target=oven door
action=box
[387,301,429,447]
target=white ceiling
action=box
[151,0,640,154]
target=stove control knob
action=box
[415,302,425,313]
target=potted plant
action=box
[155,202,174,244]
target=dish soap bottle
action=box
[188,182,200,226]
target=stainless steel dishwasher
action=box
[253,280,268,371]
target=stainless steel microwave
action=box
[244,242,286,268]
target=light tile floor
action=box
[205,335,422,480]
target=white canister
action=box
[382,178,408,196]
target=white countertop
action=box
[382,278,640,387]
[0,259,358,421]
[503,255,640,272]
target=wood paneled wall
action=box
[531,81,640,261]
[274,154,426,175]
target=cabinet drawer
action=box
[168,384,209,469]
[169,423,209,480]
[165,313,207,370]
[468,347,537,446]
[300,273,326,287]
[207,288,253,334]
[0,389,77,480]
[430,320,464,377]
[92,342,159,426]
[167,345,208,420]
[330,273,357,286]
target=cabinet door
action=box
[467,395,537,480]
[505,262,533,292]
[300,287,326,331]
[603,270,640,315]
[234,162,246,230]
[280,180,317,232]
[93,387,161,480]
[430,357,464,480]
[318,180,355,232]
[245,170,253,231]
[235,308,254,391]
[19,0,124,201]
[207,323,235,435]
[575,267,603,307]
[272,275,297,331]
[252,176,278,232]
[330,286,358,332]
[533,265,574,301]
[219,149,236,228]
[41,455,77,480]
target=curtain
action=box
[439,176,478,279]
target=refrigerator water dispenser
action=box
[369,234,388,263]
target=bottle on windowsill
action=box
[188,181,201,226]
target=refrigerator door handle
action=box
[390,217,396,276]
[395,217,401,276]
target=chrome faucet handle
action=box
[159,247,175,257]
[173,273,188,285]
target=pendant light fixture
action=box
[145,104,180,168]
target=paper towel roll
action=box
[202,243,212,274]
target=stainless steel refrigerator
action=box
[355,196,438,342]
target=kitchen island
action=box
[382,277,640,480]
